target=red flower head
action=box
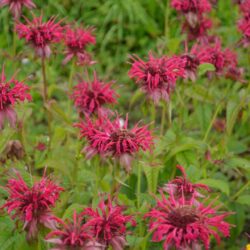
[16,15,63,58]
[192,39,226,74]
[239,0,250,15]
[238,16,250,48]
[0,0,36,19]
[0,66,31,129]
[82,196,136,250]
[2,172,63,240]
[145,191,232,250]
[71,73,118,117]
[75,114,153,171]
[182,17,212,41]
[162,165,210,202]
[171,0,211,27]
[129,53,185,104]
[63,25,96,65]
[46,212,103,250]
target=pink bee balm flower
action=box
[145,191,232,250]
[129,53,185,104]
[182,17,212,41]
[75,114,153,171]
[239,0,250,15]
[0,0,36,19]
[2,172,63,240]
[71,73,118,117]
[238,16,250,48]
[16,15,63,58]
[171,0,211,27]
[0,66,31,129]
[162,165,210,201]
[46,212,103,250]
[63,25,96,65]
[82,196,136,250]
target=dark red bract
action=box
[2,172,63,240]
[0,66,31,129]
[0,0,35,19]
[75,114,153,171]
[71,73,118,117]
[16,15,63,58]
[63,25,96,65]
[129,53,185,103]
[82,196,136,250]
[145,191,232,250]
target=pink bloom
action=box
[192,39,225,74]
[16,15,63,58]
[0,66,31,129]
[239,0,250,15]
[171,0,211,27]
[71,73,118,117]
[35,142,47,151]
[75,114,153,171]
[2,172,63,240]
[162,165,210,201]
[0,0,35,19]
[238,16,250,48]
[182,17,212,41]
[129,53,185,104]
[63,25,96,65]
[46,212,103,250]
[82,196,136,250]
[145,191,232,250]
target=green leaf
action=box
[226,100,241,135]
[224,157,250,172]
[199,179,230,195]
[63,203,84,220]
[198,63,216,76]
[237,195,250,206]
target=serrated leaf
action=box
[199,179,230,195]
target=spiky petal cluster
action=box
[46,212,103,250]
[145,189,232,250]
[238,16,250,48]
[182,16,212,41]
[129,53,185,103]
[2,172,63,240]
[0,0,36,19]
[0,67,31,129]
[63,26,96,65]
[163,165,210,201]
[82,196,136,250]
[71,73,117,116]
[171,0,211,27]
[16,15,63,58]
[75,115,153,171]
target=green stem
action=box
[167,100,172,128]
[203,103,221,143]
[164,0,170,40]
[137,163,141,209]
[68,59,76,113]
[160,102,166,135]
[150,101,156,130]
[41,58,52,148]
[12,21,17,57]
[230,181,250,201]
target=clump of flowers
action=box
[2,172,63,240]
[145,165,232,250]
[171,0,212,27]
[129,53,185,104]
[16,15,64,58]
[238,16,250,48]
[46,212,102,250]
[75,114,153,171]
[0,66,31,129]
[82,196,136,250]
[63,25,96,65]
[0,0,36,19]
[71,73,118,117]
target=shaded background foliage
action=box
[0,0,249,249]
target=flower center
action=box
[168,206,199,228]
